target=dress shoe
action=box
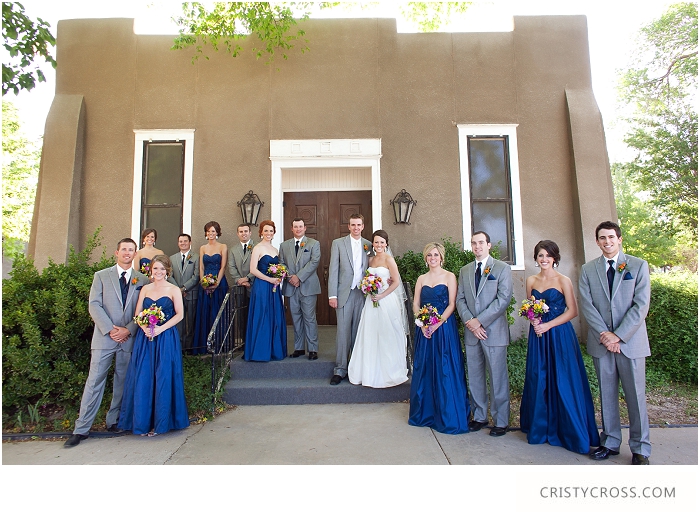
[632,453,650,465]
[106,424,124,433]
[589,446,620,461]
[489,426,508,437]
[308,352,318,361]
[468,420,489,432]
[290,350,305,358]
[64,434,88,447]
[330,375,343,385]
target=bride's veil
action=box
[386,245,410,335]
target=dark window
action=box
[141,141,184,256]
[467,136,515,263]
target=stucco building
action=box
[28,15,616,334]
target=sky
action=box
[6,0,675,164]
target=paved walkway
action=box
[3,402,697,465]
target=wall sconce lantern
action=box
[390,189,417,225]
[237,190,264,226]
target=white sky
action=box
[7,1,673,163]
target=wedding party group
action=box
[63,215,651,466]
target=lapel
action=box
[294,237,306,265]
[344,235,354,267]
[123,268,140,311]
[611,253,626,300]
[595,255,611,302]
[110,265,122,301]
[475,257,493,298]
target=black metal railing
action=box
[403,281,415,375]
[207,285,248,414]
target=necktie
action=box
[182,254,186,269]
[120,271,128,308]
[475,262,482,292]
[607,259,615,295]
[243,244,247,256]
[295,240,300,256]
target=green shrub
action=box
[646,272,698,384]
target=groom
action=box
[328,214,372,385]
[579,221,652,465]
[456,231,513,437]
[64,238,149,447]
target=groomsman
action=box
[328,214,372,385]
[168,233,199,352]
[228,223,255,290]
[579,221,652,465]
[456,231,513,437]
[64,238,149,447]
[279,218,322,360]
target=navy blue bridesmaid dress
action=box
[192,253,229,355]
[119,296,190,435]
[519,288,600,454]
[244,254,288,362]
[409,284,470,434]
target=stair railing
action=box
[402,281,415,375]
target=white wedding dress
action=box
[348,267,409,388]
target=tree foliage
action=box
[2,1,56,95]
[617,2,698,240]
[2,100,40,256]
[399,1,472,32]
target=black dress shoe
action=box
[308,351,318,360]
[468,420,489,432]
[106,424,124,433]
[290,350,305,358]
[64,434,88,447]
[330,375,343,385]
[632,453,650,465]
[589,446,620,460]
[489,426,508,437]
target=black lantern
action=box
[390,189,417,225]
[237,190,264,226]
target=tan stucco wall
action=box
[31,16,616,338]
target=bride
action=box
[348,229,409,388]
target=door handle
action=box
[323,266,329,284]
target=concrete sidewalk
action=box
[2,402,697,465]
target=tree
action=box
[172,2,473,62]
[2,2,56,95]
[2,100,40,256]
[617,2,698,242]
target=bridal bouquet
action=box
[134,303,165,341]
[359,270,383,308]
[519,296,549,337]
[201,274,217,296]
[415,304,442,329]
[267,263,288,292]
[139,262,150,276]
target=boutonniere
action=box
[483,266,492,276]
[363,244,370,254]
[186,254,192,262]
[617,262,627,274]
[300,241,306,248]
[131,278,139,285]
[246,244,253,251]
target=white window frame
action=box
[132,129,195,244]
[457,124,524,270]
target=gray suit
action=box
[228,240,255,287]
[328,235,371,377]
[168,250,199,352]
[456,256,513,428]
[579,253,651,456]
[279,236,321,353]
[73,265,149,435]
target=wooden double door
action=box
[283,190,373,325]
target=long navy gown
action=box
[119,296,189,435]
[244,255,288,362]
[519,288,600,454]
[192,253,229,355]
[409,284,470,434]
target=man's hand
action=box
[465,317,481,332]
[471,326,488,341]
[600,331,621,353]
[289,274,301,287]
[329,298,338,309]
[237,278,251,287]
[110,325,131,343]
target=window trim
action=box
[457,124,524,270]
[132,130,194,244]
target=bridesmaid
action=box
[191,221,229,355]
[519,240,600,454]
[408,242,470,434]
[244,220,287,361]
[133,228,164,277]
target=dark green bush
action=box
[646,273,698,384]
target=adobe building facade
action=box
[28,16,616,336]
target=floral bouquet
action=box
[415,304,442,335]
[134,303,165,341]
[139,262,150,276]
[267,263,288,292]
[359,270,383,308]
[518,296,549,337]
[201,274,217,296]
